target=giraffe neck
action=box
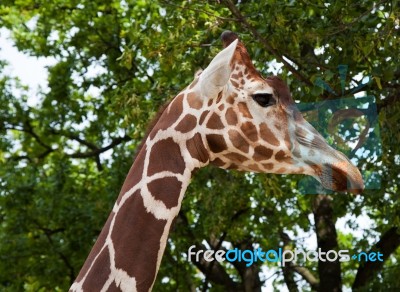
[71,97,209,291]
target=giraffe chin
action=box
[318,163,364,194]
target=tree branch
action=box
[49,129,110,170]
[280,232,319,291]
[68,136,131,159]
[230,239,262,292]
[325,0,388,36]
[221,0,313,86]
[377,92,399,113]
[352,227,400,290]
[292,264,319,290]
[178,213,242,291]
[177,206,261,291]
[5,122,131,168]
[191,243,242,291]
[24,121,52,150]
[213,208,263,291]
[34,221,75,285]
[54,130,98,150]
[281,232,299,292]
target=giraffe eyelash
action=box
[252,93,276,107]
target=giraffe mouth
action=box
[318,163,364,194]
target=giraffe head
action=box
[187,31,364,194]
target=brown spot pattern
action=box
[238,102,253,118]
[211,158,226,167]
[231,73,239,80]
[187,92,203,109]
[259,123,280,146]
[207,113,225,130]
[231,80,240,88]
[206,134,227,153]
[241,121,258,142]
[229,129,249,153]
[227,93,237,104]
[224,152,248,163]
[247,163,262,172]
[186,133,208,163]
[262,163,274,170]
[81,247,111,291]
[275,150,292,163]
[225,107,238,125]
[117,150,145,205]
[75,213,115,282]
[231,71,243,80]
[148,177,182,209]
[253,145,273,161]
[275,167,287,174]
[150,94,184,139]
[226,163,239,170]
[175,114,197,133]
[216,91,223,104]
[199,110,210,125]
[107,282,121,291]
[147,138,185,176]
[111,193,167,290]
[284,131,292,149]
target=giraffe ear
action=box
[199,39,238,98]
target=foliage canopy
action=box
[0,0,399,290]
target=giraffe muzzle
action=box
[319,162,364,194]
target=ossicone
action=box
[221,31,239,48]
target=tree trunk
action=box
[313,195,342,292]
[353,227,400,289]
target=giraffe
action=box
[70,31,364,292]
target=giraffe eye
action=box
[252,93,275,107]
